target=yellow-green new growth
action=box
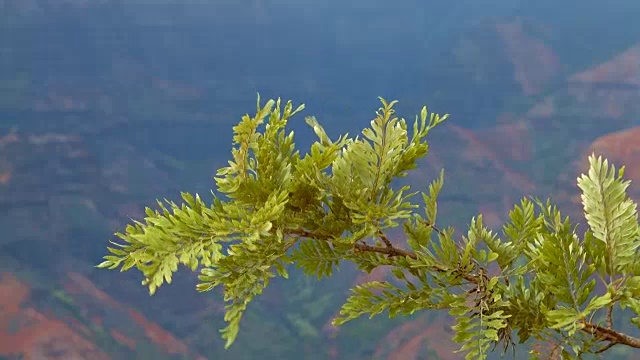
[98,96,640,359]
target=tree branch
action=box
[352,242,482,284]
[287,227,480,284]
[581,320,640,349]
[286,228,640,353]
[353,242,416,259]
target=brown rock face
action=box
[375,316,457,360]
[537,43,640,130]
[0,273,110,360]
[407,122,536,230]
[584,126,640,200]
[570,45,640,86]
[496,18,560,96]
[451,17,560,100]
[0,270,208,360]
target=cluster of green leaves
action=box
[98,96,640,359]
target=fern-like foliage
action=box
[289,239,346,279]
[578,154,639,278]
[99,96,640,359]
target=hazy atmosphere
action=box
[2,0,640,359]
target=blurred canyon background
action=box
[1,0,640,359]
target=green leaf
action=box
[577,154,640,277]
[290,239,343,279]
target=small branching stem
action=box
[377,230,393,248]
[607,305,614,329]
[287,227,640,352]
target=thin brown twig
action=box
[353,242,416,259]
[424,220,444,236]
[288,227,479,283]
[377,230,393,248]
[352,242,481,285]
[606,305,614,329]
[284,227,640,352]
